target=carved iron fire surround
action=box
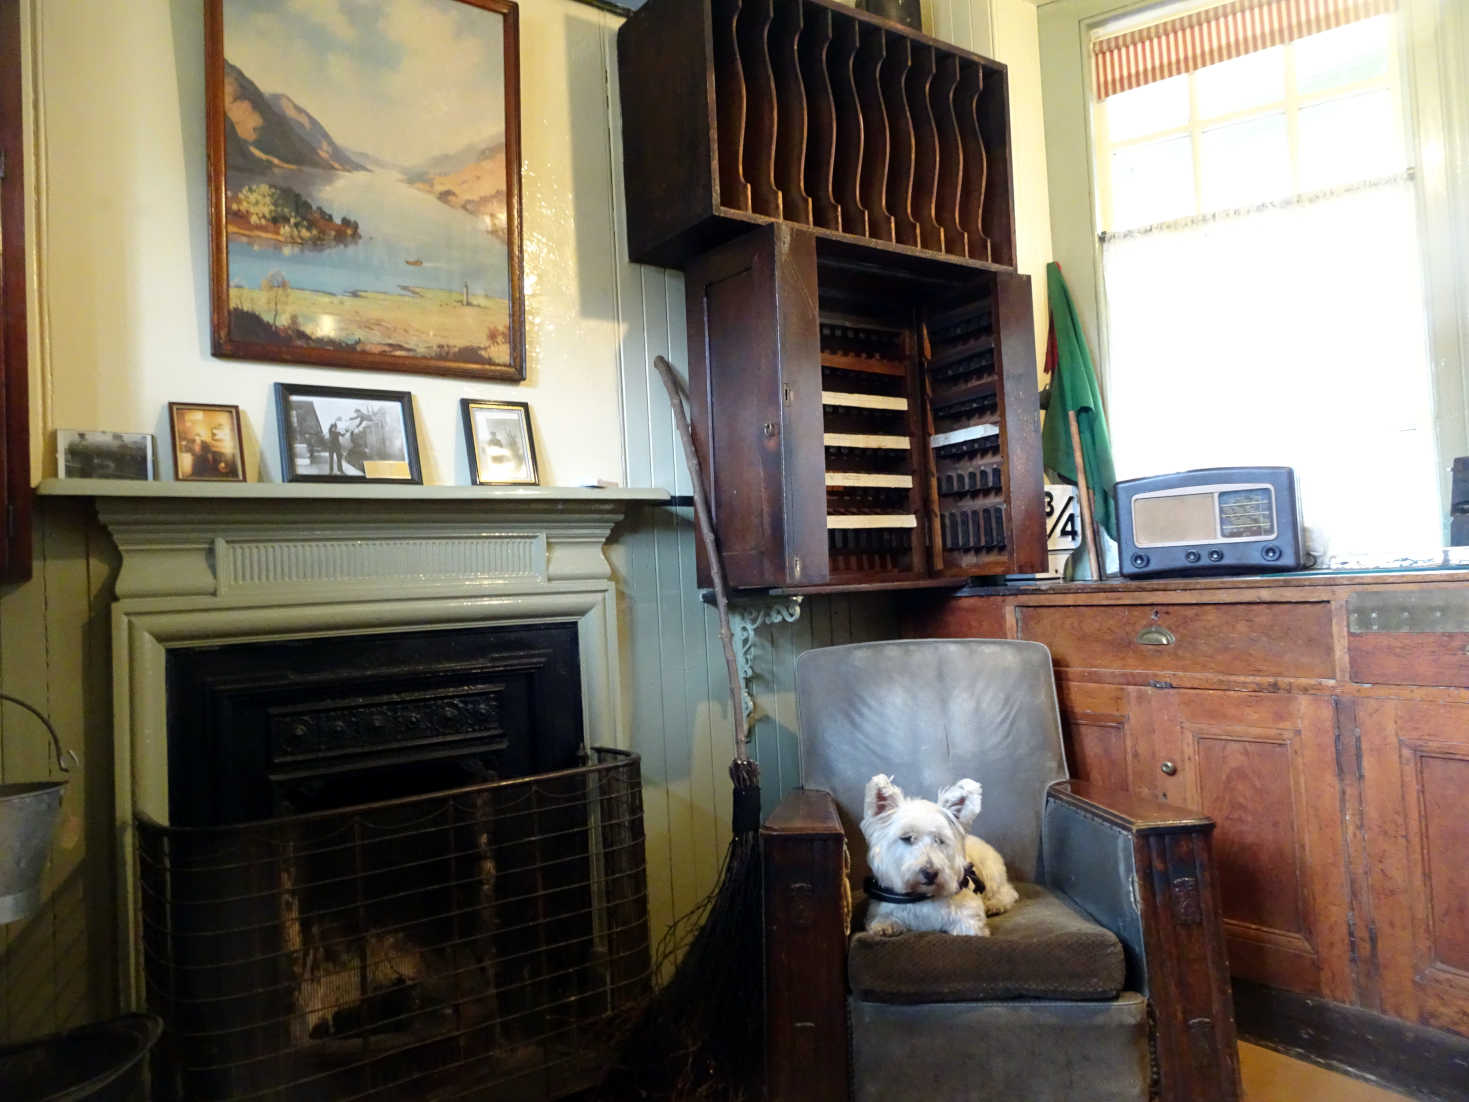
[38,480,668,1008]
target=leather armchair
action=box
[762,639,1241,1102]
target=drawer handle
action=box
[1160,760,1178,776]
[1137,626,1176,646]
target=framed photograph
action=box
[206,0,525,382]
[56,430,156,481]
[569,0,649,13]
[169,402,246,482]
[462,399,538,485]
[276,383,422,484]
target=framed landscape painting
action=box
[207,0,524,381]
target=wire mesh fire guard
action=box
[137,748,650,1101]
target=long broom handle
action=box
[653,356,750,765]
[1068,409,1104,580]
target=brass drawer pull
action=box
[1137,626,1176,646]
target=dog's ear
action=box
[864,774,904,819]
[937,779,983,828]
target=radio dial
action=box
[1207,549,1225,563]
[1185,550,1201,564]
[1262,544,1282,562]
[1131,553,1150,569]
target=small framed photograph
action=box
[276,383,422,483]
[462,399,538,485]
[169,402,246,482]
[56,430,156,480]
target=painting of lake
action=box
[209,0,524,379]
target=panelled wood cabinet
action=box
[908,572,1469,1088]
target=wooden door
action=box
[0,0,31,583]
[1151,689,1353,1001]
[1358,699,1469,1039]
[1054,680,1156,797]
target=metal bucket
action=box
[0,780,67,923]
[0,1013,162,1100]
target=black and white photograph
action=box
[276,383,422,483]
[56,429,156,480]
[463,398,538,485]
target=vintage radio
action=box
[1115,466,1303,578]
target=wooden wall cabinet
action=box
[685,223,1045,590]
[0,0,31,584]
[909,574,1469,1096]
[617,0,1015,272]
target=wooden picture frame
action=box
[206,0,525,382]
[462,398,538,485]
[169,402,247,482]
[276,383,422,484]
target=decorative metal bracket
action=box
[728,596,803,730]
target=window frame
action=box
[1038,0,1469,539]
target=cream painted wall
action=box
[25,0,628,488]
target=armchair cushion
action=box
[847,883,1125,1003]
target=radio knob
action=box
[1262,544,1282,562]
[1185,550,1202,564]
[1131,553,1150,569]
[1208,549,1225,563]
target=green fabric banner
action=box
[1040,262,1118,541]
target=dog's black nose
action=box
[919,867,938,886]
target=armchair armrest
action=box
[762,788,848,1102]
[1044,782,1241,1102]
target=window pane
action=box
[1109,136,1194,231]
[1105,74,1189,142]
[1295,15,1393,98]
[1196,46,1284,119]
[1199,114,1289,210]
[1298,90,1406,191]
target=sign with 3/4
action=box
[1045,485,1082,552]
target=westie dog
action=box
[859,773,1019,937]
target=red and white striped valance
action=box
[1093,0,1397,101]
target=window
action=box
[1085,3,1443,562]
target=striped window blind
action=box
[1093,0,1397,101]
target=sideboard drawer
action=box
[1016,602,1335,679]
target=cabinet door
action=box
[1054,680,1154,797]
[1152,690,1353,1001]
[1359,699,1469,1038]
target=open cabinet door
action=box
[0,0,32,584]
[921,269,1045,578]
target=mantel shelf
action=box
[36,478,670,506]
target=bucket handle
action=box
[0,692,78,774]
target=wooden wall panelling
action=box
[800,5,840,232]
[930,54,966,257]
[855,24,892,242]
[880,34,918,248]
[826,15,867,235]
[0,0,30,584]
[1159,690,1352,1003]
[712,0,751,212]
[770,0,812,224]
[739,0,783,218]
[954,61,989,261]
[1358,699,1469,1038]
[906,43,943,253]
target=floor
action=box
[1240,1042,1418,1101]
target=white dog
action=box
[860,773,1019,937]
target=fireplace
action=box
[73,483,667,1102]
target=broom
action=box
[611,356,763,1099]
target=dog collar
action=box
[864,863,985,905]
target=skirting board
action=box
[1233,980,1469,1102]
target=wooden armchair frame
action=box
[762,781,1242,1102]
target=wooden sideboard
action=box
[906,570,1469,1097]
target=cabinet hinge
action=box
[792,554,803,581]
[1148,679,1173,690]
[782,385,793,404]
[0,149,6,180]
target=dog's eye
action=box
[899,835,914,845]
[935,836,947,847]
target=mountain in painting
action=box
[268,92,365,172]
[405,139,509,239]
[222,60,358,174]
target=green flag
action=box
[1040,262,1118,541]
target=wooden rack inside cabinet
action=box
[684,224,1045,591]
[617,0,1015,273]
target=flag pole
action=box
[1068,409,1104,579]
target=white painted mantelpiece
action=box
[37,478,668,1002]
